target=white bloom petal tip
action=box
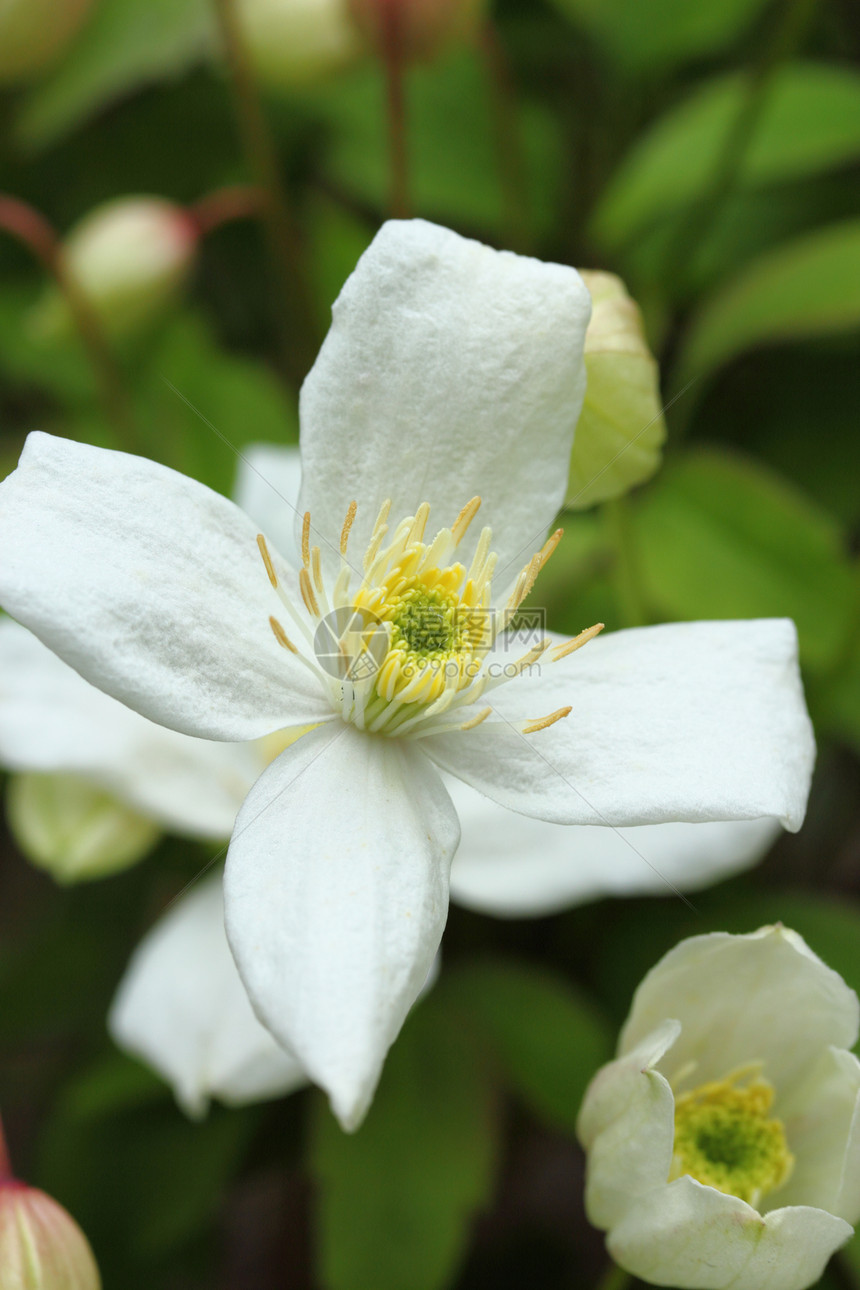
[580,927,860,1290]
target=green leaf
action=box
[547,0,771,72]
[291,48,560,236]
[451,960,612,1134]
[815,615,860,755]
[633,447,856,673]
[676,220,860,380]
[310,988,498,1290]
[593,64,860,247]
[16,0,214,149]
[567,270,666,509]
[135,310,298,495]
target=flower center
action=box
[670,1068,793,1208]
[256,495,603,738]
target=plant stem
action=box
[0,1114,12,1181]
[0,194,139,452]
[479,18,530,253]
[594,1261,633,1290]
[213,0,320,384]
[378,0,410,217]
[189,183,264,236]
[664,0,818,294]
[604,495,647,628]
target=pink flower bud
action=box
[347,0,487,63]
[0,0,95,85]
[31,197,198,342]
[0,1128,100,1290]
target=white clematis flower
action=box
[578,926,860,1290]
[0,219,815,1129]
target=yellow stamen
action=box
[299,567,320,616]
[340,501,357,556]
[301,512,311,569]
[269,616,297,652]
[460,705,492,731]
[523,705,572,734]
[256,534,278,588]
[452,495,482,545]
[408,502,431,545]
[311,546,324,595]
[551,622,604,661]
[538,527,563,568]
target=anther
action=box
[340,501,357,556]
[301,512,311,569]
[269,616,297,652]
[311,545,324,594]
[551,623,604,661]
[408,502,431,545]
[522,705,572,734]
[538,528,563,569]
[256,534,278,587]
[299,567,320,617]
[452,496,482,545]
[460,705,492,731]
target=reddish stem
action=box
[0,193,139,450]
[0,1113,13,1182]
[379,0,410,218]
[188,183,265,237]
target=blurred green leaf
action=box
[292,48,560,236]
[39,1075,257,1268]
[593,64,860,247]
[815,620,860,755]
[451,960,612,1134]
[676,220,860,379]
[16,0,214,149]
[634,447,856,672]
[310,988,498,1290]
[136,310,298,492]
[547,0,771,72]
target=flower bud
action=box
[6,773,160,883]
[347,0,488,63]
[0,1153,100,1290]
[235,0,365,87]
[0,0,95,85]
[566,269,666,509]
[31,197,197,342]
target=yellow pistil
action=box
[670,1067,794,1208]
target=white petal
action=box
[424,619,814,831]
[223,723,459,1131]
[608,1177,852,1290]
[777,1045,860,1222]
[232,443,302,567]
[447,774,780,916]
[298,219,590,574]
[0,433,332,740]
[109,874,305,1117]
[0,618,258,838]
[578,1020,680,1229]
[620,927,860,1099]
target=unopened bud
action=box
[7,773,160,882]
[235,0,365,87]
[0,1124,101,1290]
[347,0,487,63]
[566,269,666,509]
[31,197,197,342]
[0,0,95,84]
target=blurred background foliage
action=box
[1,0,859,1286]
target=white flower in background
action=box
[578,927,860,1290]
[0,220,815,1129]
